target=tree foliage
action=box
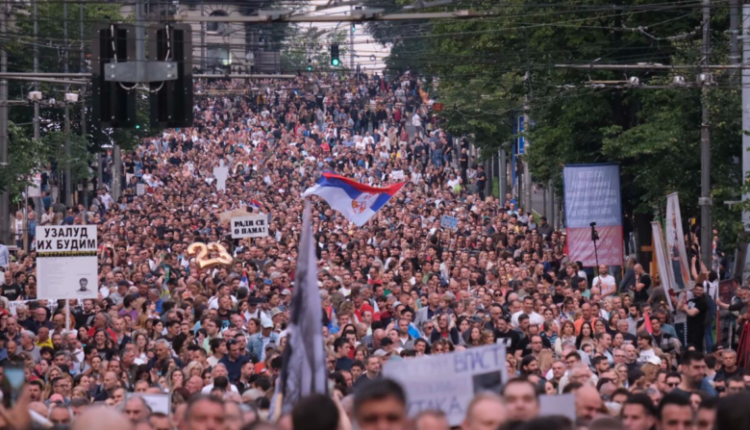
[413,0,743,248]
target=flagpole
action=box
[273,392,284,422]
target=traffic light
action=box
[307,58,312,72]
[331,44,340,67]
[91,24,136,128]
[148,24,193,129]
[352,24,356,33]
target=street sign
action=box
[517,115,525,154]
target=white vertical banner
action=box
[652,222,675,311]
[666,193,693,291]
[382,344,507,426]
[36,225,98,299]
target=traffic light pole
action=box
[64,0,72,208]
[0,4,8,245]
[700,0,712,267]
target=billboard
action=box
[563,164,623,267]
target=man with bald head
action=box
[74,406,133,430]
[415,410,449,430]
[186,376,204,395]
[575,385,603,423]
[461,392,508,430]
[123,395,152,423]
[94,371,120,401]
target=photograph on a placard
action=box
[472,371,503,395]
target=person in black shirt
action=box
[494,317,521,354]
[2,275,23,301]
[476,165,487,200]
[683,283,708,351]
[633,264,651,304]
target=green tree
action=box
[417,0,742,249]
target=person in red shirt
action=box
[352,289,374,323]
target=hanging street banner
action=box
[231,214,269,239]
[383,343,507,426]
[36,225,98,300]
[563,164,623,267]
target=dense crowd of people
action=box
[0,70,748,430]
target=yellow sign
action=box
[187,242,233,269]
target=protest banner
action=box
[126,393,170,415]
[440,215,458,231]
[539,394,575,421]
[563,164,623,267]
[666,193,693,291]
[231,214,269,239]
[36,225,98,299]
[652,222,675,311]
[383,344,507,426]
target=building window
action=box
[207,45,230,68]
[207,10,228,33]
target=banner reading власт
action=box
[382,343,507,426]
[36,225,98,300]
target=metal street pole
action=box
[201,3,206,71]
[499,149,507,206]
[64,0,72,208]
[350,4,355,70]
[522,97,531,214]
[0,5,9,245]
[32,0,42,223]
[548,180,556,228]
[700,0,712,267]
[741,4,750,233]
[80,1,88,221]
[33,0,39,142]
[730,0,740,83]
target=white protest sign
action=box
[127,393,170,415]
[136,183,146,196]
[392,170,405,180]
[383,343,507,426]
[231,214,269,239]
[213,160,229,191]
[35,225,98,300]
[539,394,575,421]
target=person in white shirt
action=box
[200,363,240,395]
[511,296,545,328]
[593,264,617,297]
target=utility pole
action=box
[0,4,9,245]
[201,3,206,71]
[522,99,532,214]
[741,4,750,233]
[350,5,355,70]
[80,1,88,219]
[64,0,72,208]
[548,180,556,228]
[499,149,507,206]
[730,0,740,83]
[32,0,42,223]
[700,0,712,267]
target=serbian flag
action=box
[239,270,251,292]
[302,172,406,227]
[248,199,263,210]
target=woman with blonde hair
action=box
[184,361,204,379]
